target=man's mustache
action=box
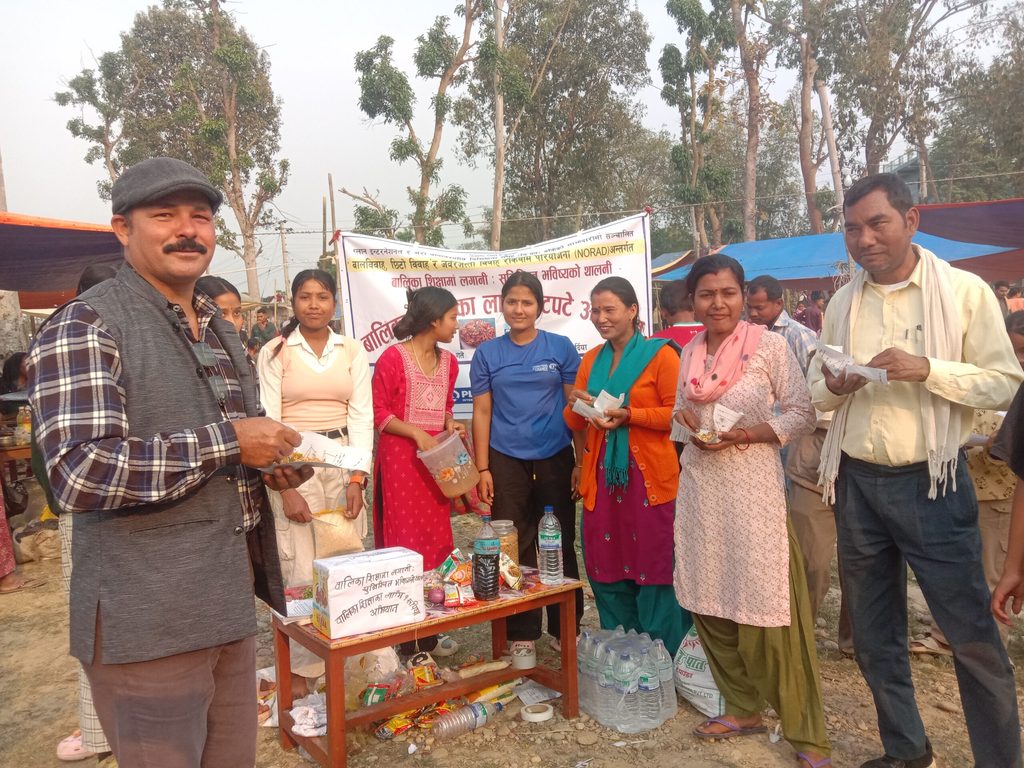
[163,239,208,254]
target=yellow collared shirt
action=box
[808,256,1023,466]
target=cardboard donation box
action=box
[312,547,425,640]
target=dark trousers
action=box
[836,454,1021,767]
[83,618,258,768]
[491,445,584,641]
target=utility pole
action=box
[278,222,291,289]
[490,0,506,250]
[328,173,345,334]
[322,196,328,264]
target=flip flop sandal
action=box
[0,576,46,594]
[57,731,96,762]
[797,752,833,768]
[432,633,460,657]
[693,716,768,739]
[909,635,953,657]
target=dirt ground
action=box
[2,490,1022,768]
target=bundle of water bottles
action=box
[576,626,677,733]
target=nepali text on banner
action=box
[339,213,652,416]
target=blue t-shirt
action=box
[470,330,580,460]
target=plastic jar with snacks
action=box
[491,519,519,566]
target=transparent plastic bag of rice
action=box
[312,507,364,558]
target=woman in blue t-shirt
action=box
[470,270,585,653]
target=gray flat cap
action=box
[111,157,223,215]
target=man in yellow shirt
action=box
[808,174,1022,768]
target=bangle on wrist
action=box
[736,428,751,452]
[479,467,490,473]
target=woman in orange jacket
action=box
[564,276,691,654]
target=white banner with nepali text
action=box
[339,213,652,416]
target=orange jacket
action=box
[563,343,680,510]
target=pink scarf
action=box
[680,320,765,404]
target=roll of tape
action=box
[521,703,554,723]
[509,642,537,670]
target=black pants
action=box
[490,445,584,641]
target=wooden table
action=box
[273,580,582,768]
[0,444,32,484]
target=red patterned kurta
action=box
[0,491,14,579]
[372,343,459,570]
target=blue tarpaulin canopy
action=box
[654,232,1024,290]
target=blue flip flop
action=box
[797,752,833,768]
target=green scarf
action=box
[587,332,670,489]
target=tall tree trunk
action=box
[695,206,709,253]
[816,79,844,219]
[240,230,260,299]
[864,119,884,175]
[688,205,699,256]
[413,0,480,244]
[490,0,506,250]
[915,130,932,203]
[798,39,824,233]
[707,205,723,249]
[731,0,759,241]
[686,72,712,254]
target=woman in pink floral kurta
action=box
[371,286,464,657]
[372,341,459,569]
[672,255,828,768]
[675,329,813,625]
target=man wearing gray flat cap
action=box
[28,156,314,768]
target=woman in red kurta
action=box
[372,286,464,655]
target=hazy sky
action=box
[1,0,738,295]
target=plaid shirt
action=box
[27,291,264,529]
[768,310,819,376]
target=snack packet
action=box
[374,711,416,740]
[415,700,459,729]
[449,560,474,586]
[499,551,524,590]
[438,548,468,580]
[361,682,391,707]
[443,582,479,608]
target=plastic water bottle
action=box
[652,639,677,722]
[431,701,503,740]
[596,646,619,726]
[472,516,500,600]
[576,630,593,708]
[538,505,563,585]
[611,651,641,733]
[636,649,663,729]
[581,629,612,719]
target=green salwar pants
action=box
[590,580,692,656]
[692,522,831,757]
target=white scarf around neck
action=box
[818,245,963,501]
